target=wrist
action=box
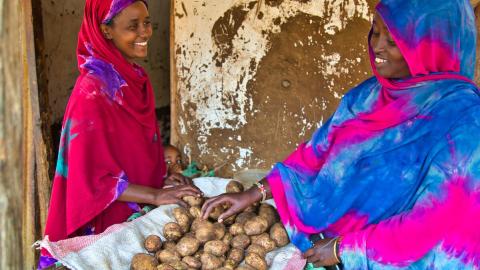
[246,186,262,204]
[148,189,161,205]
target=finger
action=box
[307,251,322,264]
[303,248,314,258]
[217,206,241,223]
[178,184,202,196]
[169,174,185,185]
[176,188,202,198]
[175,198,189,208]
[201,196,229,219]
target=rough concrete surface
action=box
[172,0,376,175]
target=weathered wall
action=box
[40,0,171,124]
[172,0,375,175]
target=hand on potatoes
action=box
[201,189,261,223]
[154,184,202,207]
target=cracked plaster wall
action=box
[172,0,377,176]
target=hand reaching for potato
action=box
[153,184,202,208]
[201,180,271,222]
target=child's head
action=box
[164,145,183,174]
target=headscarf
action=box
[267,0,480,268]
[43,0,166,247]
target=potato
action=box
[144,235,162,253]
[235,266,255,270]
[130,253,158,270]
[169,261,189,270]
[204,240,229,256]
[228,223,245,236]
[189,206,202,219]
[235,212,256,224]
[194,249,203,260]
[223,259,237,269]
[226,181,244,193]
[156,249,181,264]
[200,253,224,270]
[164,222,183,242]
[246,244,266,258]
[176,236,201,257]
[157,263,176,270]
[213,222,226,240]
[195,220,216,243]
[245,252,268,270]
[222,214,237,225]
[231,234,250,249]
[251,233,276,252]
[243,216,269,236]
[191,219,202,231]
[227,248,244,263]
[183,195,204,207]
[182,256,202,269]
[173,207,193,233]
[270,222,289,247]
[222,234,233,248]
[258,204,278,227]
[163,241,177,251]
[209,205,225,221]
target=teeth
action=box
[135,41,148,46]
[375,57,386,64]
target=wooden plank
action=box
[21,0,39,268]
[0,0,26,269]
[170,0,179,146]
[21,0,50,267]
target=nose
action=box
[138,23,151,38]
[372,34,386,54]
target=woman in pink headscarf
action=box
[38,1,201,268]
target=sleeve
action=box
[338,118,480,268]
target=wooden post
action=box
[170,0,179,146]
[21,0,52,268]
[0,0,51,268]
[1,1,29,269]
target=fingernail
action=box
[218,218,223,223]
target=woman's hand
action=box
[153,184,202,208]
[164,172,192,186]
[201,187,262,222]
[303,237,340,268]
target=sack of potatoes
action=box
[130,180,290,270]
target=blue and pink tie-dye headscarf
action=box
[267,0,480,268]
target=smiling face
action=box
[370,12,411,79]
[100,1,152,63]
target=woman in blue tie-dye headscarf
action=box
[202,0,480,269]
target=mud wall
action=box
[172,0,376,175]
[40,0,171,124]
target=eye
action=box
[128,23,138,31]
[144,20,151,26]
[387,39,397,46]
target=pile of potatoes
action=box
[131,180,290,270]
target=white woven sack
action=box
[38,177,306,270]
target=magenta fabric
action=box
[267,0,480,268]
[40,0,166,268]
